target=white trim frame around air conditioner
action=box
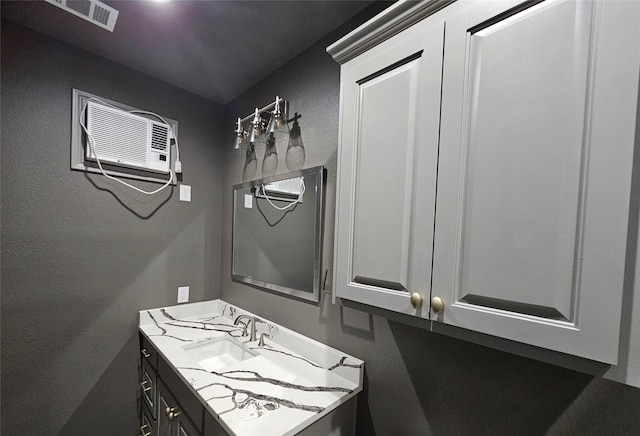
[70,89,179,185]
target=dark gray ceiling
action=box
[1,0,377,104]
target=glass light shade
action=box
[233,134,245,151]
[233,117,245,150]
[267,113,289,134]
[267,97,289,134]
[249,108,265,144]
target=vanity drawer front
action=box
[140,332,158,370]
[159,355,204,432]
[140,358,156,414]
[139,402,155,436]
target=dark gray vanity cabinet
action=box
[157,379,201,436]
[141,398,156,436]
[140,334,159,436]
[204,413,229,436]
[140,358,157,436]
[139,333,220,436]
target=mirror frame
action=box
[231,166,325,303]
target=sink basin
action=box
[183,337,258,371]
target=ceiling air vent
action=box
[44,0,119,32]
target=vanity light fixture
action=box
[232,96,290,150]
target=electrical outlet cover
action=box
[180,184,191,202]
[177,286,189,303]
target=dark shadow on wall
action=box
[355,370,376,436]
[546,377,640,435]
[339,304,376,342]
[389,321,594,436]
[84,172,174,220]
[57,332,140,436]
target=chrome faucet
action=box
[234,315,257,341]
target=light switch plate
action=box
[177,286,189,303]
[180,184,191,202]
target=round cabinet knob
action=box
[431,296,445,315]
[165,407,181,421]
[410,292,423,309]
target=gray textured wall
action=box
[3,3,640,435]
[1,21,223,435]
[219,11,640,436]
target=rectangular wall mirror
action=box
[232,166,325,303]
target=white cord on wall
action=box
[79,97,181,195]
[259,177,306,211]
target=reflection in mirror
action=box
[232,166,325,302]
[243,144,258,180]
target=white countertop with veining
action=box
[139,300,364,435]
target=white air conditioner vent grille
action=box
[85,101,171,173]
[89,107,148,166]
[151,124,169,151]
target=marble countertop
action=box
[139,300,364,435]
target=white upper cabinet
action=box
[330,0,640,365]
[332,15,444,317]
[433,0,639,364]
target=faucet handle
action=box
[258,333,270,347]
[234,315,250,337]
[239,322,249,337]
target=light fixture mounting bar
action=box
[237,97,287,123]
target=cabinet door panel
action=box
[461,0,588,321]
[334,19,444,315]
[158,386,173,436]
[351,58,420,291]
[177,415,200,436]
[434,0,637,363]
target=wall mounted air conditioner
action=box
[85,101,171,174]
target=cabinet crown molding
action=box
[327,0,455,64]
